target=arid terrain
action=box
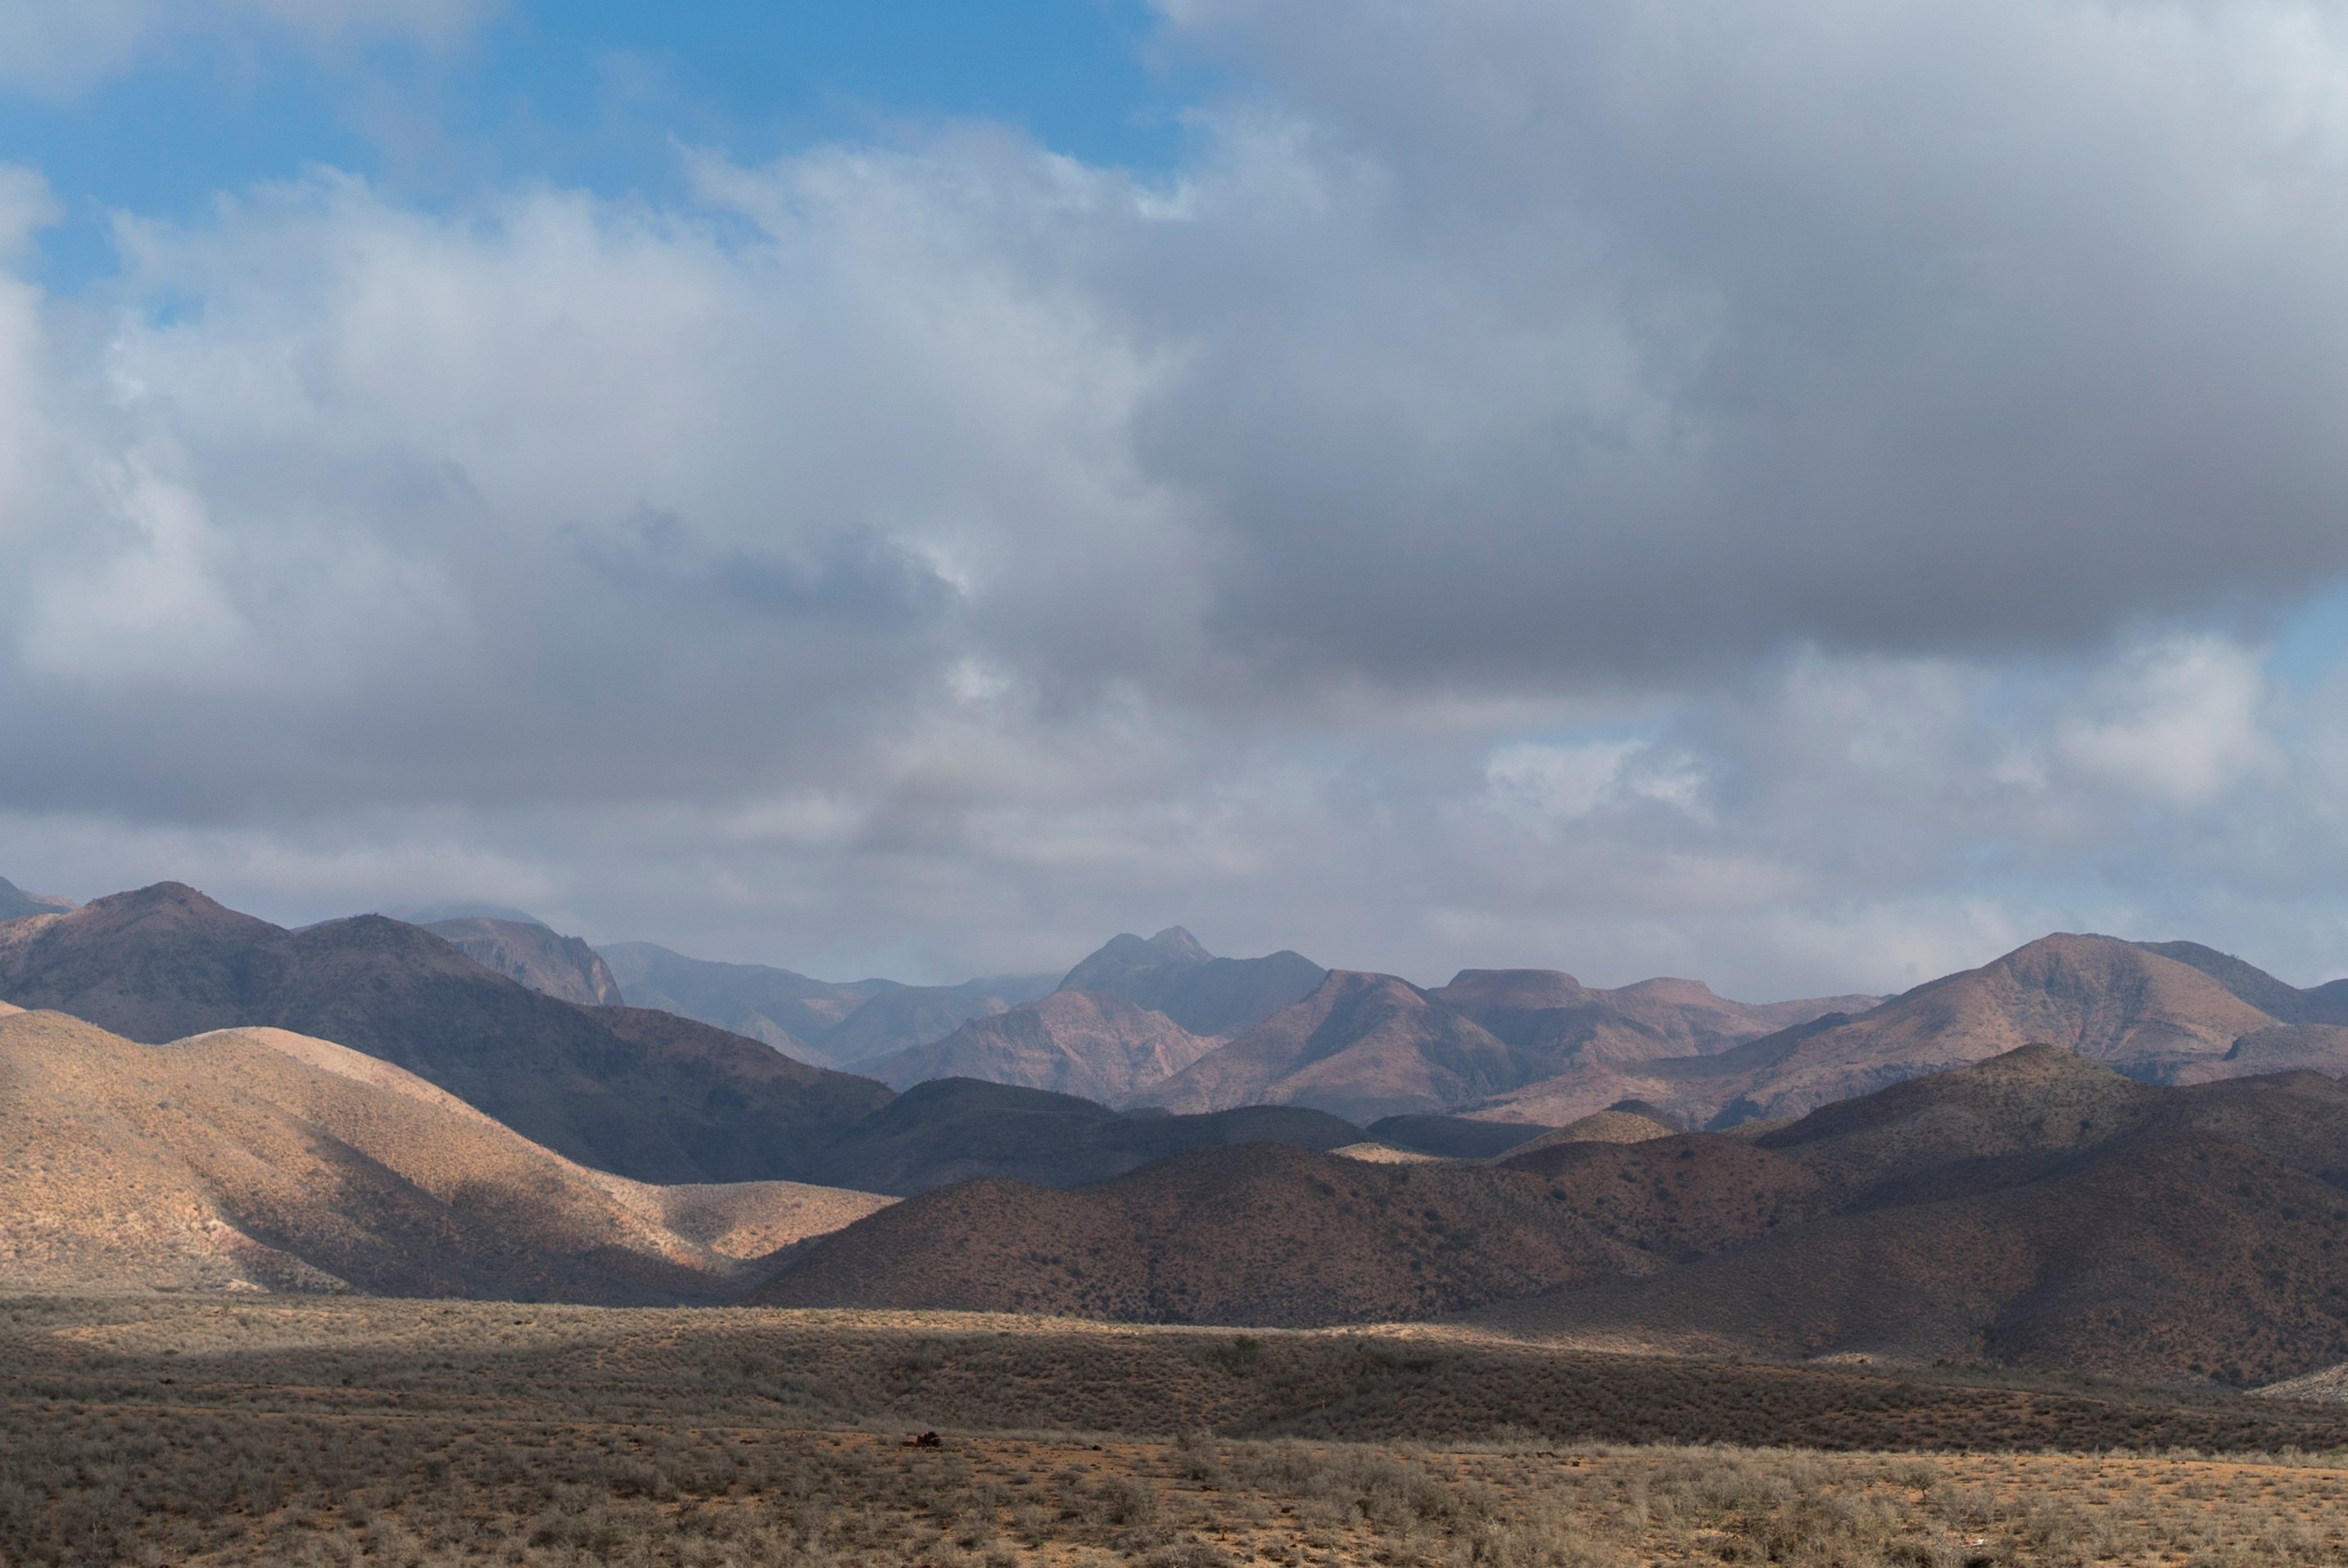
[9,1295,2348,1567]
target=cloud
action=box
[7,0,2348,992]
[0,0,492,95]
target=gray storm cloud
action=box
[3,0,2348,990]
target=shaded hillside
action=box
[0,883,892,1184]
[1475,1050,2348,1384]
[1477,933,2348,1127]
[755,1138,1786,1323]
[426,916,622,1005]
[0,878,72,921]
[1366,1113,1552,1159]
[0,1010,889,1301]
[798,1077,1364,1195]
[869,989,1213,1100]
[1058,927,1328,1038]
[762,1045,2348,1382]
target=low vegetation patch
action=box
[7,1297,2348,1566]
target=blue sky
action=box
[6,0,1211,291]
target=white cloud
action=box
[9,1,2348,994]
[2056,636,2279,807]
[0,0,491,95]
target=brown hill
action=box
[762,1044,2348,1382]
[868,989,1214,1100]
[0,1010,889,1300]
[425,917,622,1005]
[1500,1109,1677,1157]
[1476,1055,2348,1383]
[754,1136,1804,1324]
[758,1096,1833,1323]
[0,883,892,1184]
[795,1076,1365,1195]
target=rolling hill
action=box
[0,883,894,1184]
[0,1009,889,1300]
[759,1044,2348,1383]
[1473,1047,2348,1384]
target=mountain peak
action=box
[1147,926,1212,962]
[1060,927,1218,992]
[0,877,75,921]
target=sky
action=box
[6,0,2348,996]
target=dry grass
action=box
[7,1296,2348,1567]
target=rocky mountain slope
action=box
[426,916,622,1005]
[0,1009,889,1300]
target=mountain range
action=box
[0,883,1373,1195]
[597,937,1055,1068]
[16,873,2348,1392]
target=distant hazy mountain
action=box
[0,883,892,1184]
[389,901,550,927]
[426,916,622,1006]
[596,941,1054,1068]
[1144,965,1880,1123]
[868,989,1216,1100]
[1471,933,2348,1127]
[1057,926,1328,1038]
[0,1007,889,1301]
[0,878,75,921]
